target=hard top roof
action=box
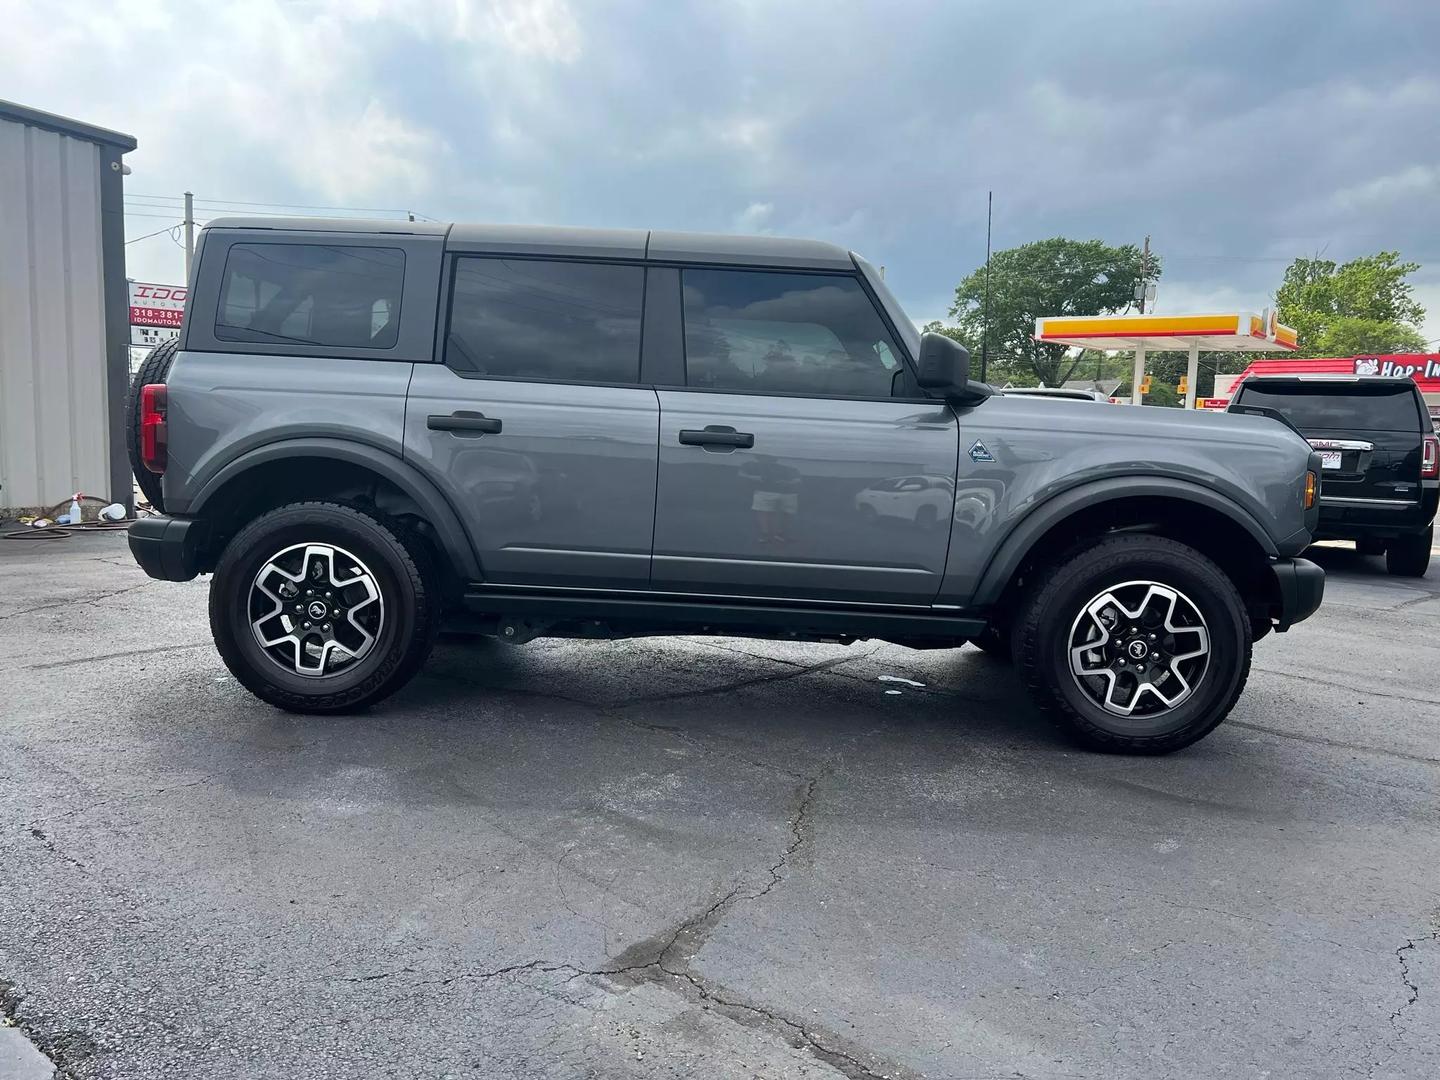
[202,217,856,270]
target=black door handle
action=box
[429,411,502,435]
[679,427,755,449]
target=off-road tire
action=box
[1386,526,1432,578]
[125,338,180,511]
[210,502,441,713]
[1012,533,1252,754]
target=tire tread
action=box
[1012,533,1252,754]
[209,501,440,713]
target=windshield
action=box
[1235,382,1422,432]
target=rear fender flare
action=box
[188,438,481,579]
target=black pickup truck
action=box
[1230,375,1438,576]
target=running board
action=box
[459,586,985,643]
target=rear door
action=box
[404,256,658,588]
[1233,380,1426,505]
[649,266,958,605]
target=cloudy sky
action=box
[7,0,1440,340]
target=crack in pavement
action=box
[625,651,872,708]
[1251,666,1440,709]
[1389,926,1439,1027]
[0,580,158,621]
[326,767,904,1079]
[1226,720,1440,767]
[28,641,211,671]
[744,771,822,902]
[45,776,216,823]
[24,827,85,869]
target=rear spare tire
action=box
[1012,534,1251,754]
[125,337,180,511]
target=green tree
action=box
[1275,252,1427,357]
[944,237,1155,386]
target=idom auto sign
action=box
[129,281,187,348]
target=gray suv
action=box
[128,218,1324,753]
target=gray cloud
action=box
[7,0,1438,339]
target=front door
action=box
[650,267,957,604]
[405,256,658,588]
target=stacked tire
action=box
[125,337,181,512]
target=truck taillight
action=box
[1423,436,1439,481]
[140,384,168,474]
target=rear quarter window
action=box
[1235,383,1424,431]
[215,243,405,350]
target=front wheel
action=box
[1386,526,1432,578]
[209,502,441,713]
[1012,534,1251,754]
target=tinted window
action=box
[682,269,903,396]
[446,258,643,382]
[1236,382,1423,432]
[216,244,404,349]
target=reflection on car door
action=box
[649,265,957,604]
[405,257,659,589]
[653,393,958,603]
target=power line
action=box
[125,224,181,244]
[126,192,419,214]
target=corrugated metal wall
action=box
[0,118,113,512]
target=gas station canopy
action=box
[1034,312,1299,353]
[1033,311,1299,406]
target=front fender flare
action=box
[187,438,481,580]
[968,477,1279,607]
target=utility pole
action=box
[980,190,992,383]
[1137,234,1150,313]
[183,191,195,283]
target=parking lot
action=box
[1,530,1437,1080]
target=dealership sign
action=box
[128,281,186,347]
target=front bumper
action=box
[128,515,205,582]
[1268,557,1324,631]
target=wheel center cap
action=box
[1127,639,1149,660]
[307,600,329,621]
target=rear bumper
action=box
[1269,557,1324,631]
[128,515,205,582]
[1315,484,1437,540]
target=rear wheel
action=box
[1013,534,1251,754]
[125,337,180,511]
[210,502,441,713]
[1386,526,1432,578]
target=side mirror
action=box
[916,332,972,400]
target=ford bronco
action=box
[127,218,1324,753]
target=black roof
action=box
[203,216,856,270]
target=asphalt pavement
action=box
[1,530,1437,1080]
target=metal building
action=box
[0,100,136,516]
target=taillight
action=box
[1304,470,1317,510]
[139,384,168,473]
[1423,435,1439,481]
